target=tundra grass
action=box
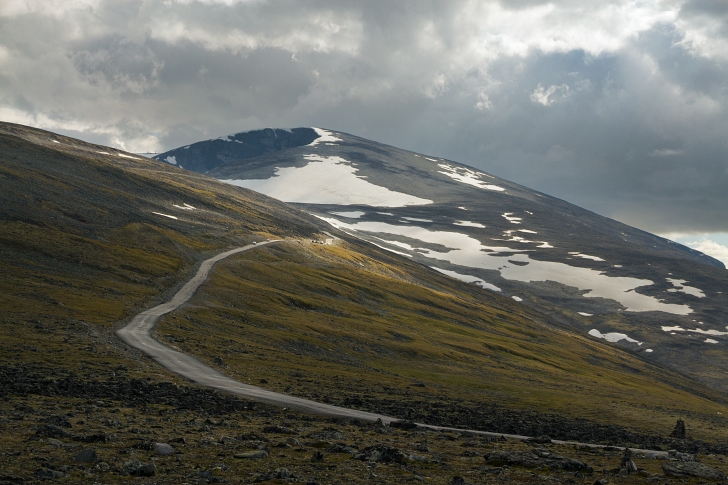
[157,241,728,442]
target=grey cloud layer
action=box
[1,0,727,233]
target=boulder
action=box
[73,448,98,463]
[662,461,726,480]
[234,450,269,459]
[153,442,174,455]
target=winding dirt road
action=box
[116,240,668,456]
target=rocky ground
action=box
[2,365,728,484]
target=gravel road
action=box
[116,240,668,455]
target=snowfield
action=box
[438,163,505,191]
[221,155,433,207]
[320,217,694,315]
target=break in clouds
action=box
[1,0,728,246]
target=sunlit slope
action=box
[157,239,728,441]
[0,122,328,372]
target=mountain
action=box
[155,127,728,392]
[5,120,728,446]
[155,127,320,173]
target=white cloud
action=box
[530,83,570,106]
[683,238,728,267]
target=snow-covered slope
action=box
[167,127,728,391]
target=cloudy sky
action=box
[1,0,727,262]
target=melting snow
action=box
[118,153,140,160]
[458,206,467,210]
[433,267,502,292]
[438,163,505,191]
[377,212,394,216]
[173,203,196,210]
[512,296,523,302]
[519,229,537,234]
[402,217,433,222]
[308,128,343,146]
[661,325,728,336]
[578,312,593,316]
[588,329,642,345]
[645,349,654,352]
[330,211,365,218]
[152,212,178,220]
[502,213,522,224]
[425,157,438,162]
[52,140,59,143]
[166,156,177,165]
[454,221,486,228]
[706,338,719,344]
[666,278,706,298]
[96,151,109,155]
[569,252,605,262]
[221,154,432,207]
[318,218,693,315]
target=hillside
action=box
[156,127,728,392]
[3,122,728,482]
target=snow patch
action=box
[502,213,522,224]
[433,267,501,292]
[173,203,196,210]
[152,212,178,220]
[578,312,593,316]
[330,211,365,219]
[512,296,523,302]
[588,329,642,345]
[52,140,59,143]
[519,229,537,234]
[661,325,728,336]
[308,128,343,146]
[96,151,109,155]
[458,206,467,210]
[438,163,505,191]
[165,156,177,165]
[318,218,693,315]
[706,338,719,344]
[454,221,486,228]
[402,217,433,223]
[118,153,140,160]
[645,349,654,352]
[569,252,605,262]
[666,278,706,298]
[221,154,432,207]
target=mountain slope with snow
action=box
[163,127,728,391]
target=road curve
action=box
[117,241,668,456]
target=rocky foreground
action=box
[2,366,728,484]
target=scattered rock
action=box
[668,450,695,461]
[619,448,638,474]
[326,443,358,454]
[485,450,590,472]
[213,356,225,366]
[662,461,726,480]
[0,474,25,483]
[452,477,466,485]
[35,469,65,479]
[355,444,407,464]
[255,467,296,482]
[311,451,324,462]
[153,442,174,455]
[262,425,296,434]
[35,424,72,439]
[259,379,268,384]
[73,448,98,463]
[120,459,156,477]
[234,450,269,459]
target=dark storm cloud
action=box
[1,0,727,235]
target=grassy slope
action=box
[158,240,728,441]
[1,122,727,443]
